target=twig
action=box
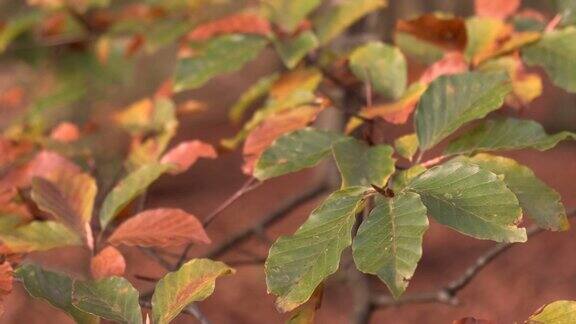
[174,177,261,269]
[203,182,328,259]
[372,208,576,310]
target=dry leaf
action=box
[242,105,323,174]
[396,14,467,51]
[186,13,271,42]
[50,122,80,143]
[160,140,217,175]
[91,246,126,279]
[475,0,520,20]
[108,208,211,248]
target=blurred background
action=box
[1,0,575,323]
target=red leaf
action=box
[475,0,520,20]
[50,122,80,143]
[185,13,271,42]
[90,246,126,279]
[160,140,217,175]
[0,261,12,317]
[419,52,468,84]
[0,86,24,110]
[108,208,211,248]
[242,105,324,175]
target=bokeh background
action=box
[1,0,575,323]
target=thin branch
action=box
[203,182,328,260]
[372,209,576,310]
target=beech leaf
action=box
[151,258,234,324]
[265,0,321,33]
[90,246,126,279]
[475,0,520,20]
[0,221,82,253]
[108,208,210,248]
[160,140,217,175]
[527,300,576,323]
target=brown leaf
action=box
[50,122,80,143]
[186,13,271,42]
[453,317,495,324]
[396,14,467,51]
[475,0,520,20]
[160,140,217,175]
[108,208,211,248]
[242,105,324,174]
[90,246,126,279]
[419,52,468,84]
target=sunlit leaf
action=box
[394,133,419,161]
[313,0,386,45]
[264,0,321,32]
[152,259,234,324]
[108,208,210,248]
[349,42,407,99]
[527,300,576,323]
[175,34,267,92]
[229,73,279,123]
[90,246,126,279]
[464,154,569,231]
[72,277,142,324]
[464,17,509,66]
[274,31,319,69]
[16,264,98,324]
[415,72,511,151]
[445,118,576,155]
[407,160,525,242]
[266,187,370,311]
[99,163,171,229]
[353,192,428,298]
[557,0,576,26]
[185,13,271,41]
[254,128,342,180]
[332,138,395,188]
[522,28,576,93]
[0,221,82,253]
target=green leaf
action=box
[264,0,322,33]
[557,0,576,26]
[99,163,171,229]
[332,138,395,188]
[464,17,506,64]
[266,187,370,311]
[0,221,82,253]
[229,73,279,124]
[313,0,386,45]
[254,128,342,180]
[414,72,511,151]
[394,133,419,161]
[389,165,427,192]
[352,192,428,298]
[407,160,526,243]
[0,11,42,53]
[72,277,142,324]
[464,154,569,231]
[16,264,98,324]
[274,31,319,69]
[394,32,445,65]
[527,300,576,323]
[174,35,267,92]
[445,118,576,155]
[152,259,234,324]
[522,28,576,93]
[349,41,407,99]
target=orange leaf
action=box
[475,0,520,20]
[108,208,211,248]
[50,122,80,143]
[160,140,217,175]
[90,246,126,279]
[242,105,323,175]
[419,52,468,84]
[360,83,427,125]
[0,261,13,317]
[186,13,271,42]
[396,14,467,51]
[0,86,24,110]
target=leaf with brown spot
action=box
[475,0,520,20]
[160,140,217,175]
[396,14,467,51]
[242,105,324,174]
[108,208,210,248]
[151,259,234,324]
[185,13,271,42]
[90,246,126,280]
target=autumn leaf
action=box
[108,208,210,248]
[419,52,468,84]
[242,105,324,174]
[185,13,271,42]
[453,317,495,324]
[160,140,217,175]
[50,122,80,143]
[396,14,467,51]
[0,262,13,317]
[112,98,154,133]
[359,82,427,124]
[0,86,24,110]
[475,0,520,20]
[90,246,126,280]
